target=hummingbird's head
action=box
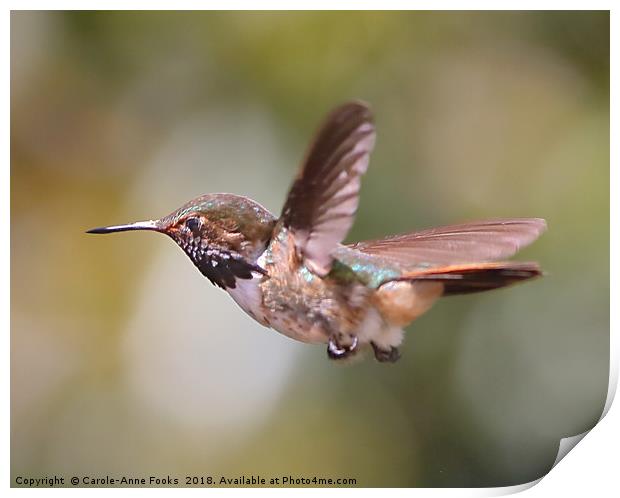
[87,193,277,288]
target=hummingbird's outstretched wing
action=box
[348,218,546,267]
[343,218,546,294]
[280,101,376,276]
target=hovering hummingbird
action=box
[88,102,546,363]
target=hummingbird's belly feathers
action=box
[256,234,372,344]
[225,228,442,353]
[218,228,360,344]
[228,258,443,347]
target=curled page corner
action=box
[489,428,602,496]
[547,348,618,471]
[491,348,617,496]
[485,477,544,496]
[552,431,589,468]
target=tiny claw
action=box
[371,342,401,363]
[349,335,358,351]
[328,339,347,358]
[327,335,359,360]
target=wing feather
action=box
[348,218,546,268]
[280,101,376,276]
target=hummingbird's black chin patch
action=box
[194,250,265,289]
[178,237,265,289]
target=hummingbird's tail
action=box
[397,261,543,296]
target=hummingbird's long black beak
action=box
[86,220,160,234]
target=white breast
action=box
[227,276,270,327]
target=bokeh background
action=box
[11,11,609,487]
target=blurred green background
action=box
[11,11,609,487]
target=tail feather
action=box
[397,262,542,295]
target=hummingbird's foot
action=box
[371,342,401,363]
[327,334,359,360]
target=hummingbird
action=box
[88,102,546,363]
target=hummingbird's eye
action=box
[185,217,202,233]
